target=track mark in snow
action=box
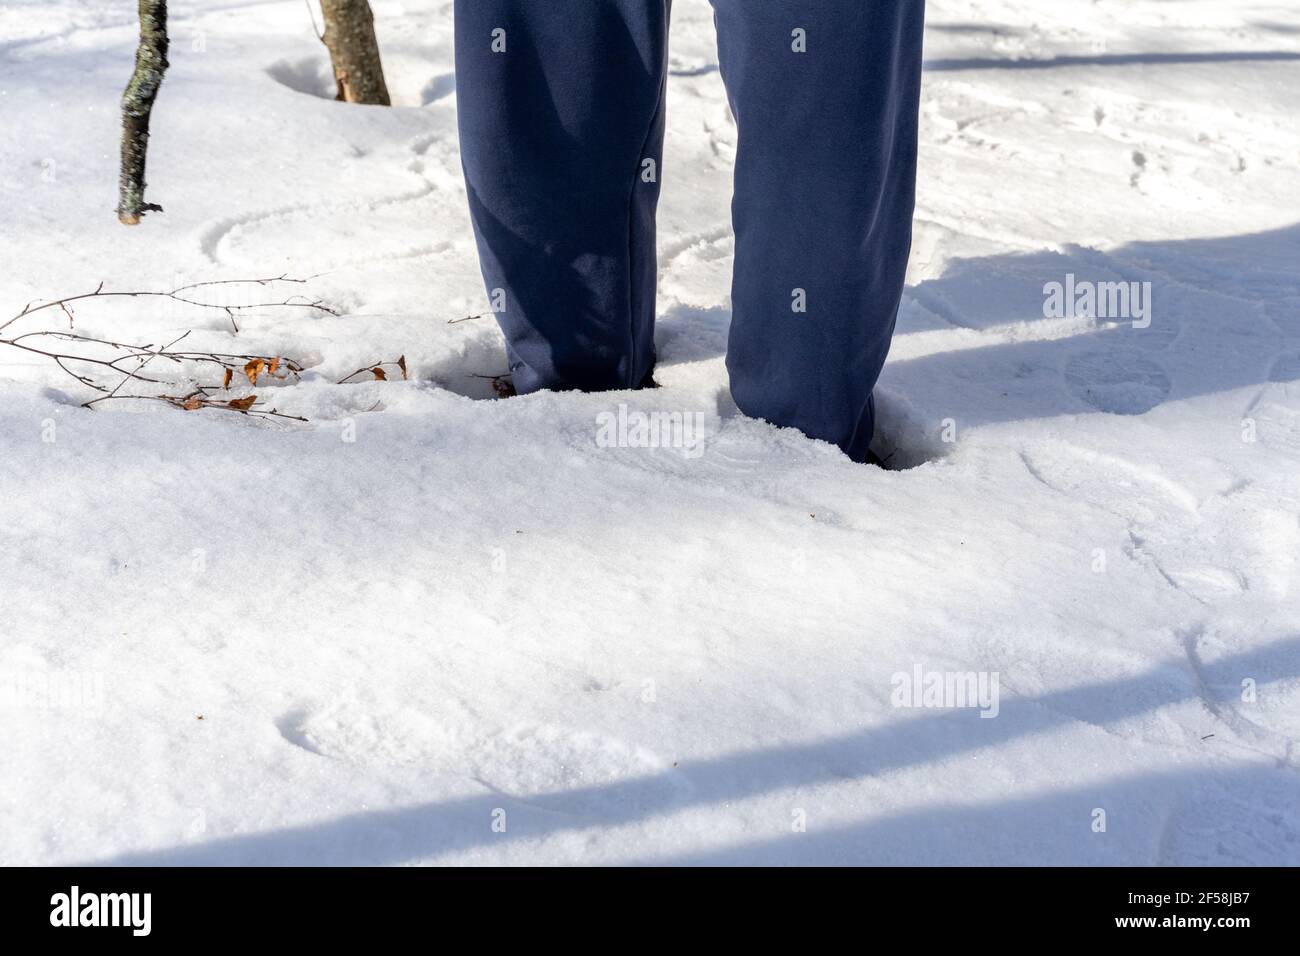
[1125,530,1207,606]
[199,203,312,264]
[1017,450,1055,491]
[910,213,1042,254]
[1263,300,1300,337]
[272,699,485,770]
[1178,627,1300,769]
[703,102,737,161]
[470,724,691,819]
[420,73,456,105]
[200,182,440,267]
[655,303,730,366]
[1072,243,1284,315]
[275,709,330,757]
[714,383,740,421]
[1016,440,1249,607]
[422,336,512,400]
[904,283,982,331]
[659,226,733,267]
[1242,351,1300,418]
[1063,349,1171,415]
[270,705,692,816]
[1153,799,1183,866]
[1129,149,1147,189]
[265,57,334,99]
[1022,440,1200,515]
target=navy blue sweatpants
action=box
[455,1,925,462]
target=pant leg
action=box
[454,0,670,394]
[711,0,925,462]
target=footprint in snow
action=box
[275,705,690,818]
[469,724,690,818]
[1063,349,1171,415]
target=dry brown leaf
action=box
[222,368,233,390]
[372,367,387,381]
[397,355,408,380]
[182,396,203,411]
[228,395,257,412]
[244,358,265,385]
[267,356,281,376]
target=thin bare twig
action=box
[304,0,325,42]
[468,371,515,398]
[1,278,332,422]
[337,354,407,384]
[1,274,337,336]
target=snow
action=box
[1,0,1298,865]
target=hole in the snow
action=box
[430,371,513,401]
[869,387,948,470]
[420,73,456,105]
[656,304,729,365]
[266,57,336,99]
[265,59,455,108]
[275,709,328,757]
[422,334,513,400]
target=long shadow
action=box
[924,51,1300,71]
[872,224,1300,465]
[87,634,1300,865]
[657,225,1299,462]
[629,764,1300,865]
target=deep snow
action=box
[1,0,1298,865]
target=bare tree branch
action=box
[1,274,338,336]
[0,278,342,422]
[117,0,170,224]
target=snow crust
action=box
[1,0,1297,864]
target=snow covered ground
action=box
[2,0,1298,865]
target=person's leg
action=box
[454,0,670,394]
[711,0,925,462]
